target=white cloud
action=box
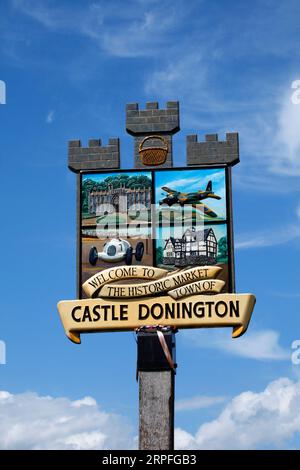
[176,395,226,412]
[46,110,54,123]
[159,176,201,190]
[0,390,135,449]
[145,52,208,108]
[142,4,300,184]
[12,0,185,58]
[11,1,300,183]
[271,86,300,175]
[12,0,76,30]
[159,171,224,192]
[234,169,300,194]
[100,9,179,58]
[175,428,196,449]
[183,329,289,361]
[175,377,300,449]
[146,52,299,183]
[235,224,300,249]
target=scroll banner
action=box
[57,293,256,344]
[83,265,222,298]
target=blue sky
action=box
[1,0,300,449]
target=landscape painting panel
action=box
[81,172,153,297]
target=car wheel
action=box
[135,242,144,261]
[89,247,98,266]
[125,247,133,265]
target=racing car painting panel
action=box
[80,171,153,298]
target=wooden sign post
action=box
[58,100,255,451]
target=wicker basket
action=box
[139,135,168,166]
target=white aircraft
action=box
[89,238,144,266]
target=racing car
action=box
[89,238,144,266]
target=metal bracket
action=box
[136,326,177,374]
